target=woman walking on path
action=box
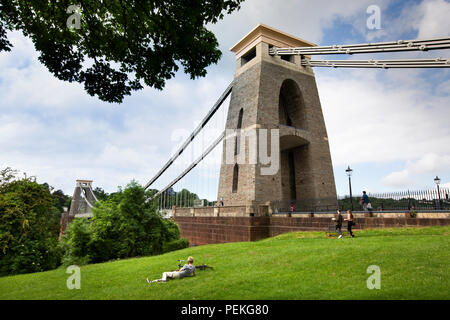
[345,210,355,238]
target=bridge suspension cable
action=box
[302,57,450,68]
[143,82,233,191]
[150,130,225,200]
[80,187,95,208]
[269,37,450,56]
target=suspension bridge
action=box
[69,25,450,230]
[68,180,98,218]
[139,24,450,217]
[60,179,99,236]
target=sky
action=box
[1,0,450,199]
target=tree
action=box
[52,189,70,213]
[0,167,17,184]
[0,171,61,276]
[60,180,187,265]
[0,0,244,103]
[92,187,109,201]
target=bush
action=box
[0,170,62,276]
[60,180,186,264]
[59,218,92,266]
[162,238,189,254]
[162,219,181,242]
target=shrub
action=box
[0,171,61,276]
[60,180,186,264]
[162,218,181,242]
[59,218,92,266]
[162,238,189,254]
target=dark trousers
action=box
[335,225,342,236]
[347,221,354,236]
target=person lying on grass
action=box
[147,256,196,283]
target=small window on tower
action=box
[232,164,239,193]
[241,48,257,67]
[235,108,244,156]
[281,55,294,63]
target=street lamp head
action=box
[345,166,353,177]
[434,176,441,185]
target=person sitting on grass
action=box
[147,256,196,283]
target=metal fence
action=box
[272,187,450,214]
[363,188,450,211]
[271,198,338,214]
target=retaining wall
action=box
[173,215,450,246]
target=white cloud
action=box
[317,66,450,168]
[416,0,450,38]
[210,0,391,48]
[384,0,450,39]
[382,153,450,188]
[353,0,450,42]
[1,0,449,197]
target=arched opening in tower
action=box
[278,79,306,129]
[232,163,239,193]
[279,79,307,201]
[235,108,244,155]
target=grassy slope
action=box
[0,226,449,300]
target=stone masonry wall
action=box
[174,215,450,246]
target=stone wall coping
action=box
[230,24,316,59]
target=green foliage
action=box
[0,0,244,103]
[0,171,61,276]
[160,188,201,209]
[0,167,17,184]
[60,218,92,266]
[162,219,181,241]
[92,187,109,201]
[51,189,70,213]
[1,226,449,299]
[162,238,189,254]
[338,196,425,211]
[60,180,186,265]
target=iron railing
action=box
[362,188,450,211]
[272,188,450,214]
[271,198,338,214]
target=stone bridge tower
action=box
[68,179,97,218]
[217,24,337,213]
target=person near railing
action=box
[360,191,370,211]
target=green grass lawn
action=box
[0,226,449,300]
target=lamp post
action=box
[434,176,441,210]
[346,166,354,210]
